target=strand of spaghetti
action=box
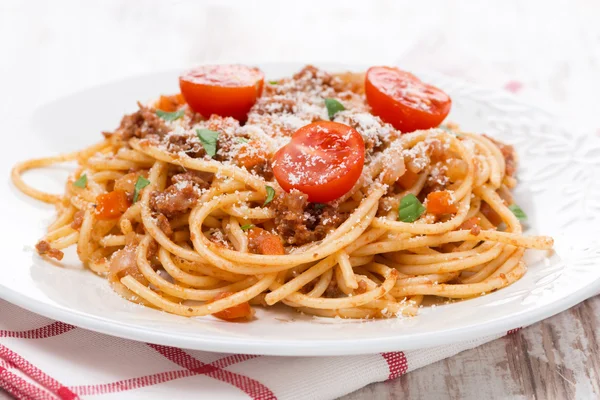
[47,206,75,232]
[221,204,275,220]
[135,236,256,301]
[386,244,504,275]
[77,209,95,262]
[293,306,381,319]
[394,272,460,286]
[121,273,276,317]
[274,269,397,310]
[335,266,354,295]
[386,242,496,265]
[87,157,151,171]
[115,148,156,163]
[460,245,518,283]
[158,248,222,288]
[352,229,553,256]
[210,186,384,266]
[463,132,505,188]
[265,256,337,305]
[171,256,244,282]
[475,184,522,234]
[391,262,526,298]
[50,232,79,250]
[336,251,358,289]
[45,225,76,242]
[487,247,525,279]
[474,154,491,188]
[230,217,249,253]
[307,269,334,297]
[131,139,268,194]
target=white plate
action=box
[2,63,600,356]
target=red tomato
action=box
[272,121,365,203]
[365,66,451,133]
[211,292,254,322]
[95,190,131,220]
[179,65,264,122]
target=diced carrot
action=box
[480,201,502,226]
[95,190,131,220]
[235,140,268,169]
[247,227,285,255]
[156,93,186,112]
[426,190,458,215]
[459,216,481,230]
[396,169,420,190]
[211,291,254,321]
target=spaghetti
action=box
[11,65,553,321]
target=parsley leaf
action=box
[237,137,249,143]
[264,185,275,206]
[156,109,185,121]
[313,203,326,210]
[73,174,87,188]
[240,224,255,231]
[324,98,345,120]
[133,176,151,202]
[398,194,426,222]
[509,204,527,221]
[196,129,220,158]
[269,80,278,85]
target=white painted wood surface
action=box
[1,0,598,398]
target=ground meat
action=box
[355,279,368,295]
[270,191,347,246]
[150,182,199,218]
[165,133,205,158]
[156,213,173,237]
[35,240,64,261]
[118,104,169,140]
[70,210,84,230]
[170,171,210,189]
[484,135,518,177]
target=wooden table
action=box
[1,0,598,398]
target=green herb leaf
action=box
[269,80,278,85]
[324,98,345,120]
[133,176,151,202]
[240,224,255,231]
[313,203,326,210]
[196,129,220,157]
[509,204,527,221]
[264,185,275,206]
[73,174,87,188]
[156,109,185,121]
[398,194,426,223]
[237,137,249,143]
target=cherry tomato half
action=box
[365,66,451,133]
[272,121,365,203]
[179,65,264,122]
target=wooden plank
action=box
[342,296,600,399]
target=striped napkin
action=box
[0,299,518,400]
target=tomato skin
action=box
[365,66,451,133]
[179,65,264,122]
[272,121,365,203]
[211,292,254,322]
[95,190,131,220]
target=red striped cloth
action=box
[0,300,517,400]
